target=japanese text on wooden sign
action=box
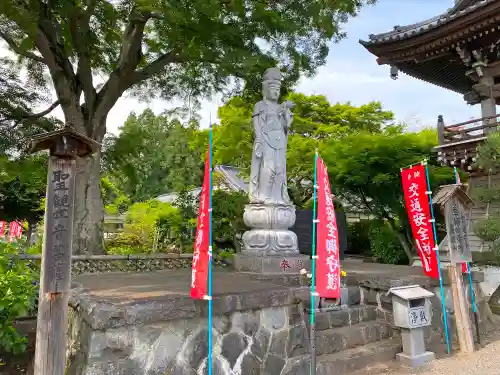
[42,158,76,293]
[446,197,472,264]
[190,148,211,299]
[316,156,341,298]
[401,165,439,279]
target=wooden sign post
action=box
[433,185,475,354]
[29,128,99,375]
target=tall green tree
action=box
[1,0,375,253]
[205,94,394,206]
[103,109,203,202]
[0,61,60,238]
[322,128,453,261]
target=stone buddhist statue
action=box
[234,68,310,274]
[249,67,294,205]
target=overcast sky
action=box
[5,0,485,134]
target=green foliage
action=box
[102,110,203,202]
[471,186,500,205]
[474,217,500,243]
[0,242,38,354]
[211,190,248,248]
[100,176,131,214]
[211,95,395,207]
[346,220,372,255]
[476,131,500,172]
[472,132,500,250]
[368,220,408,265]
[322,128,454,258]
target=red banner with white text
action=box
[8,222,17,243]
[190,149,211,299]
[316,156,341,298]
[401,165,439,279]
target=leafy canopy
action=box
[0,0,375,137]
[102,109,203,202]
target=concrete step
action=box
[316,337,402,375]
[306,305,378,332]
[315,319,395,356]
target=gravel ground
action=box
[356,328,500,375]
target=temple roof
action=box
[360,0,492,46]
[359,0,500,100]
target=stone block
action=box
[269,330,288,357]
[286,325,309,357]
[233,253,311,274]
[239,353,261,375]
[316,338,401,375]
[250,328,271,361]
[221,332,248,368]
[281,356,311,375]
[396,351,435,367]
[232,310,260,336]
[263,354,285,375]
[261,306,287,331]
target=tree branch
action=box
[94,9,153,128]
[25,100,60,119]
[0,31,45,64]
[130,51,179,84]
[33,2,84,131]
[69,1,98,116]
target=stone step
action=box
[305,305,378,332]
[316,337,402,375]
[315,319,395,356]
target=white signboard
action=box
[408,306,430,328]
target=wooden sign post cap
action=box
[433,184,475,210]
[28,127,100,157]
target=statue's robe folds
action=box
[249,100,292,205]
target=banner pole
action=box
[423,160,451,354]
[454,167,480,345]
[310,149,319,375]
[207,122,214,375]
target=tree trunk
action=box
[73,151,105,255]
[386,218,414,264]
[395,231,414,264]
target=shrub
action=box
[105,200,182,254]
[0,242,38,354]
[368,220,408,265]
[346,220,372,255]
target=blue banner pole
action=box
[454,167,480,345]
[207,122,214,374]
[310,149,319,375]
[422,160,451,354]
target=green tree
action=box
[472,132,500,253]
[322,128,453,262]
[103,109,203,202]
[0,0,374,254]
[207,94,394,206]
[0,61,60,238]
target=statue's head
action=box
[262,67,281,102]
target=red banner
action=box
[316,156,341,298]
[0,221,5,236]
[190,149,211,299]
[16,222,22,238]
[401,165,439,279]
[8,222,17,243]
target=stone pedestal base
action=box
[233,253,310,274]
[397,328,435,367]
[396,351,435,367]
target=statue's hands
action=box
[283,100,295,110]
[254,142,263,158]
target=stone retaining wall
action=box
[65,285,311,375]
[353,271,495,346]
